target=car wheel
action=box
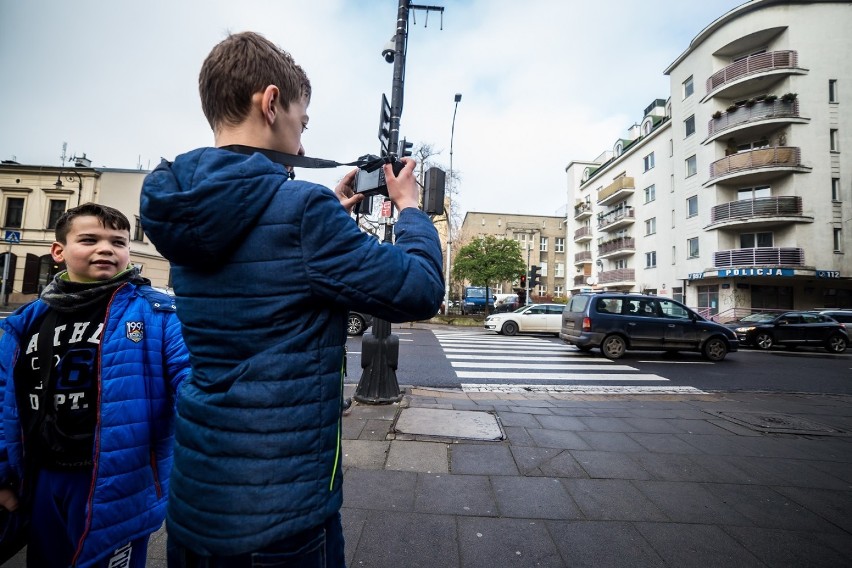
[702,337,728,361]
[601,335,626,360]
[502,321,518,336]
[347,313,366,336]
[825,334,848,354]
[755,332,774,350]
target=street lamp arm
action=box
[55,168,85,207]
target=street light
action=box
[54,168,84,206]
[444,92,462,314]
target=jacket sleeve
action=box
[299,189,444,322]
[0,330,18,485]
[162,311,191,396]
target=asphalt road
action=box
[346,324,852,395]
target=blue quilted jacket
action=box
[0,283,189,567]
[140,147,444,555]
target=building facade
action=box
[0,159,169,305]
[566,0,851,315]
[459,211,569,301]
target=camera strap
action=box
[220,145,389,179]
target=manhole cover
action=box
[708,410,849,436]
[394,408,504,441]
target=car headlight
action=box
[735,326,756,333]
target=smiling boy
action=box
[0,202,190,567]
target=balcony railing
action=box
[710,196,803,224]
[708,100,799,137]
[574,250,592,263]
[574,201,592,219]
[574,274,588,286]
[706,50,798,94]
[598,237,635,256]
[597,176,634,204]
[574,226,592,241]
[713,247,805,267]
[598,207,635,230]
[599,268,635,284]
[709,146,801,180]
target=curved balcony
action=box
[706,147,810,186]
[598,237,635,259]
[599,268,635,287]
[574,226,593,243]
[574,274,590,286]
[704,50,806,101]
[706,99,807,144]
[597,177,634,206]
[707,196,813,230]
[598,207,635,232]
[713,247,805,268]
[574,250,592,265]
[574,201,593,220]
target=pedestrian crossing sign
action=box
[4,231,20,244]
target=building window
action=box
[685,155,697,178]
[740,232,773,248]
[614,258,628,270]
[834,228,842,252]
[686,195,698,218]
[643,152,655,172]
[554,285,564,298]
[555,237,565,253]
[830,129,840,152]
[540,237,548,252]
[684,115,695,138]
[672,286,684,303]
[832,178,841,201]
[540,262,548,277]
[645,251,657,268]
[683,75,694,99]
[3,197,24,229]
[555,263,564,277]
[133,216,145,242]
[645,217,656,236]
[643,184,656,203]
[738,185,771,200]
[47,200,66,230]
[697,285,719,316]
[672,245,677,264]
[687,237,699,258]
[829,79,838,103]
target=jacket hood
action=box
[140,147,288,268]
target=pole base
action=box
[354,325,402,404]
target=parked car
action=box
[725,311,848,353]
[560,292,738,361]
[347,311,373,336]
[484,303,564,336]
[816,309,852,325]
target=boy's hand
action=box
[385,158,419,212]
[335,168,365,213]
[0,487,18,511]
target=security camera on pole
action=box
[355,0,446,404]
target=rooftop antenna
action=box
[60,142,68,165]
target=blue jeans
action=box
[167,513,345,568]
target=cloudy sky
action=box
[1,0,745,218]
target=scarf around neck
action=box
[40,266,150,312]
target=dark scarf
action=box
[40,266,150,312]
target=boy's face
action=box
[275,91,310,156]
[51,215,130,283]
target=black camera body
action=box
[354,156,405,197]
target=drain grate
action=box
[707,410,849,436]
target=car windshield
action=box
[739,313,777,323]
[466,288,486,298]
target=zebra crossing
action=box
[434,330,707,395]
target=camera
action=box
[353,155,404,197]
[382,38,396,63]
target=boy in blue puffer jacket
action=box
[140,31,444,567]
[0,203,190,567]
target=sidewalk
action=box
[7,386,851,567]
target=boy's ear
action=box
[261,85,280,125]
[50,241,65,263]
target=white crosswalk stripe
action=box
[433,330,705,394]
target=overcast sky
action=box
[1,0,746,218]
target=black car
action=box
[560,292,738,361]
[347,311,373,336]
[725,311,848,353]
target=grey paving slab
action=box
[667,418,732,435]
[342,469,417,512]
[360,419,393,440]
[413,473,497,517]
[577,416,636,432]
[575,431,648,452]
[675,433,755,456]
[535,414,591,431]
[535,449,589,479]
[619,416,693,433]
[722,525,852,568]
[635,523,766,567]
[395,407,503,441]
[510,446,572,476]
[385,440,448,473]
[546,520,666,568]
[450,443,519,475]
[571,450,653,480]
[685,454,775,485]
[457,517,565,567]
[341,507,368,568]
[342,439,389,470]
[495,410,541,428]
[348,510,459,568]
[501,425,535,446]
[504,405,554,415]
[490,476,582,520]
[632,480,752,525]
[739,456,850,490]
[527,427,592,450]
[626,431,707,454]
[631,452,719,482]
[548,406,597,417]
[772,485,852,533]
[562,478,668,522]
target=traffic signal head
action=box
[519,273,527,288]
[528,265,542,288]
[399,138,414,158]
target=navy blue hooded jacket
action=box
[140,147,443,555]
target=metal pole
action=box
[525,243,531,305]
[1,245,9,307]
[444,93,461,314]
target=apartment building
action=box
[0,159,169,305]
[566,0,851,315]
[459,211,569,301]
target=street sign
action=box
[4,231,20,244]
